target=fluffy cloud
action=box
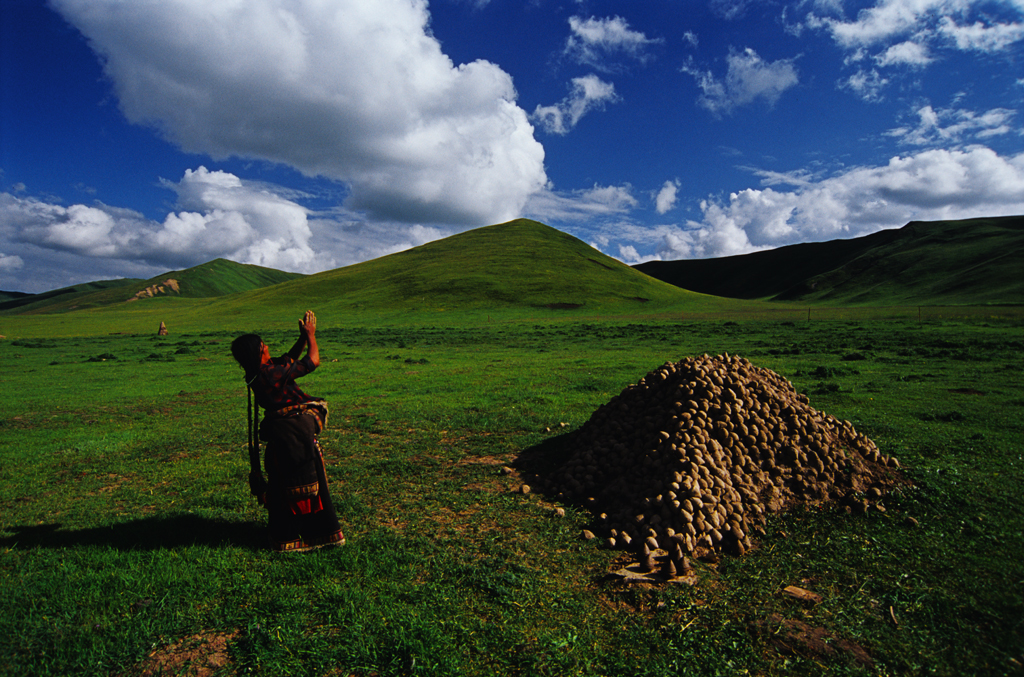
[813,0,937,48]
[808,0,1024,99]
[306,220,449,271]
[524,184,638,223]
[684,48,799,115]
[159,168,322,270]
[875,40,933,66]
[817,0,1024,50]
[0,167,461,291]
[839,68,890,101]
[6,168,322,271]
[938,16,1024,51]
[0,252,24,272]
[564,16,661,70]
[51,0,546,226]
[887,105,1017,145]
[655,180,680,214]
[709,0,753,21]
[532,75,619,135]
[654,146,1024,260]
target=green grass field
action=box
[2,312,1022,676]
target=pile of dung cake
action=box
[549,353,902,566]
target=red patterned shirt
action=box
[252,354,318,412]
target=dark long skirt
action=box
[260,413,344,551]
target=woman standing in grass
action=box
[231,310,345,552]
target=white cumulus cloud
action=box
[655,180,680,214]
[875,40,933,66]
[7,168,324,271]
[840,68,890,101]
[51,0,547,226]
[524,184,638,223]
[710,0,753,21]
[0,252,24,272]
[814,0,936,48]
[938,16,1024,51]
[159,167,321,270]
[684,48,799,116]
[887,105,1017,145]
[655,146,1024,260]
[0,167,463,291]
[808,0,1024,99]
[564,15,662,70]
[532,75,620,135]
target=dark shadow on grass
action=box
[0,513,267,551]
[513,431,577,499]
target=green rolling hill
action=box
[635,215,1024,305]
[237,218,709,319]
[0,290,33,304]
[0,278,140,314]
[1,259,306,315]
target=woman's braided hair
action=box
[231,333,267,504]
[231,333,263,382]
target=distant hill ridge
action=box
[1,258,305,314]
[635,215,1024,305]
[0,279,139,313]
[4,215,1020,317]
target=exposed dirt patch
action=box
[546,303,583,310]
[92,473,130,495]
[136,629,239,677]
[452,455,519,493]
[949,387,986,395]
[461,480,507,493]
[755,614,873,668]
[1,415,38,430]
[453,454,512,468]
[417,504,515,542]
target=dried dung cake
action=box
[548,353,902,567]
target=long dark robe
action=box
[259,412,343,550]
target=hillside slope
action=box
[239,219,706,317]
[0,279,140,313]
[0,290,33,304]
[635,215,1024,305]
[1,259,305,315]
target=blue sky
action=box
[1,0,1023,293]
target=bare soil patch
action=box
[755,614,874,668]
[135,629,239,677]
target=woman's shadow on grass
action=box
[0,513,267,551]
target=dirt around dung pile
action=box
[755,614,875,668]
[538,353,904,573]
[134,629,238,677]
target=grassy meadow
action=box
[1,309,1022,676]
